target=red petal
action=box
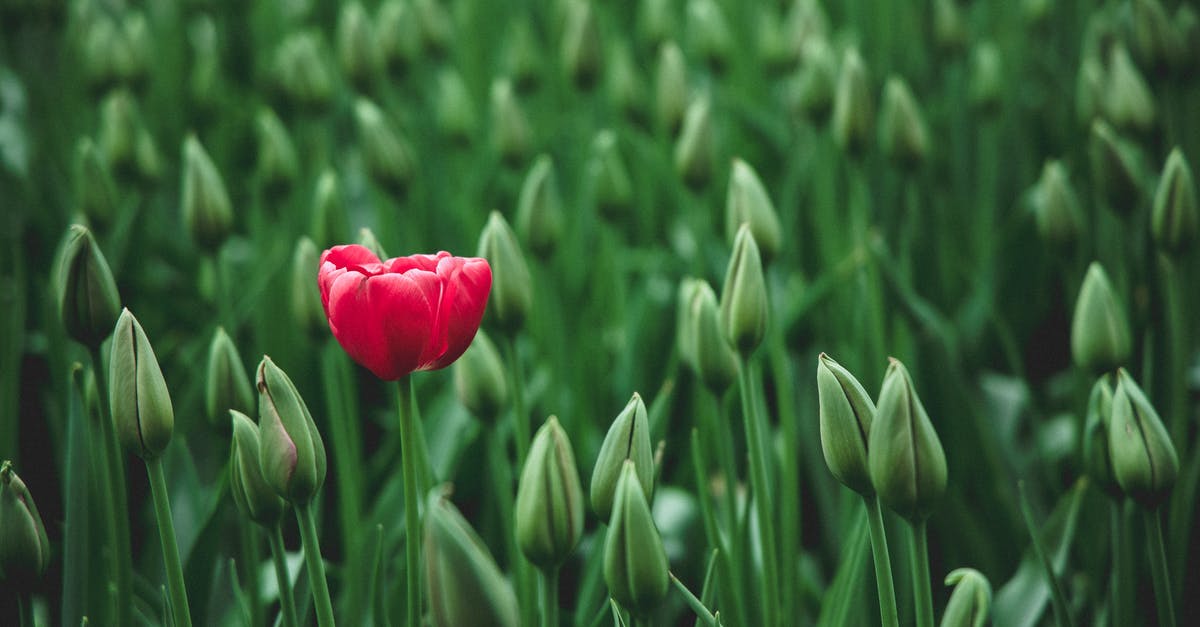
[326,270,437,380]
[424,257,492,370]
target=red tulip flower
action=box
[318,245,492,380]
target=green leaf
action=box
[815,507,870,626]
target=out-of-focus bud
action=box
[757,8,796,73]
[338,2,380,89]
[1175,6,1200,69]
[933,0,967,54]
[110,309,175,460]
[1151,149,1197,255]
[82,17,126,90]
[719,225,768,357]
[504,20,542,92]
[119,12,152,88]
[879,77,929,168]
[789,37,837,122]
[1075,54,1104,126]
[229,410,286,527]
[477,211,533,333]
[188,16,221,111]
[357,227,389,260]
[589,130,634,221]
[74,138,119,229]
[674,94,715,189]
[134,127,162,183]
[561,0,603,89]
[0,461,50,582]
[1083,374,1122,499]
[1070,262,1131,374]
[425,491,519,627]
[98,90,139,180]
[355,98,414,193]
[690,281,739,395]
[205,327,254,431]
[726,159,782,263]
[257,356,327,504]
[1089,121,1145,214]
[603,461,670,615]
[655,41,688,134]
[1031,160,1083,250]
[490,79,532,166]
[1103,44,1155,133]
[255,108,300,196]
[516,155,564,259]
[311,170,347,248]
[638,0,673,48]
[1109,369,1179,508]
[434,69,477,144]
[516,417,584,569]
[273,31,335,109]
[817,353,876,496]
[676,278,704,371]
[832,48,873,157]
[56,225,121,348]
[1131,0,1177,70]
[607,40,645,122]
[414,0,454,57]
[1022,0,1052,24]
[377,0,420,75]
[454,329,508,422]
[591,393,655,521]
[969,42,1003,114]
[687,0,732,73]
[291,237,327,340]
[868,358,947,523]
[182,135,233,252]
[939,568,992,627]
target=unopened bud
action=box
[257,356,327,504]
[355,98,414,194]
[674,94,715,189]
[832,48,873,156]
[817,353,875,496]
[933,0,966,53]
[454,329,508,422]
[229,410,286,527]
[1088,121,1145,214]
[690,281,739,395]
[655,41,688,134]
[414,0,454,57]
[182,135,233,252]
[1083,374,1122,499]
[638,0,672,48]
[311,170,347,248]
[490,79,532,166]
[516,155,564,259]
[273,31,335,109]
[1075,55,1104,125]
[590,130,634,221]
[110,309,175,459]
[726,159,782,262]
[591,393,654,522]
[504,20,541,92]
[55,225,121,348]
[516,417,584,569]
[291,237,327,340]
[337,2,380,88]
[425,491,519,627]
[0,462,50,581]
[206,327,254,431]
[376,0,420,74]
[255,108,299,196]
[477,211,533,333]
[676,278,704,371]
[435,69,477,144]
[1110,369,1178,508]
[98,90,139,180]
[719,225,768,357]
[869,358,947,523]
[561,0,603,89]
[1070,262,1131,374]
[74,138,118,229]
[687,0,732,72]
[789,38,837,121]
[1151,149,1197,255]
[603,461,670,615]
[1032,160,1083,250]
[939,568,992,627]
[879,77,929,168]
[357,227,389,261]
[1103,44,1155,133]
[969,42,1004,114]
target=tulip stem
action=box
[146,456,193,627]
[1109,503,1126,627]
[297,502,336,627]
[1145,510,1176,627]
[864,496,899,627]
[18,595,33,627]
[737,359,779,627]
[909,521,933,627]
[541,566,560,627]
[269,525,300,627]
[503,337,530,466]
[238,516,264,627]
[397,376,422,627]
[90,348,133,627]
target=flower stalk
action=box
[147,456,192,626]
[398,376,422,627]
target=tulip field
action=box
[4,0,1200,626]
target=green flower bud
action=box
[674,94,715,189]
[0,461,50,581]
[589,130,634,221]
[337,2,380,88]
[832,48,873,156]
[229,410,286,527]
[1088,121,1145,214]
[82,16,126,90]
[1109,369,1179,508]
[516,155,564,259]
[110,309,175,460]
[134,126,162,183]
[1075,55,1104,125]
[879,76,929,169]
[675,278,704,371]
[291,237,327,340]
[376,0,420,75]
[490,79,532,166]
[607,40,645,121]
[425,492,520,627]
[206,327,254,431]
[655,41,688,134]
[356,98,414,194]
[187,16,221,111]
[255,107,299,196]
[478,211,533,333]
[637,0,672,47]
[726,159,782,263]
[868,358,947,523]
[817,353,876,496]
[74,137,118,229]
[591,393,655,521]
[719,225,768,357]
[55,224,121,348]
[933,0,967,53]
[1070,262,1131,374]
[516,417,584,569]
[434,68,477,144]
[1131,0,1177,70]
[603,461,670,615]
[454,329,508,422]
[311,169,347,248]
[273,31,335,109]
[257,356,327,504]
[1176,6,1200,68]
[1103,44,1155,133]
[414,0,454,57]
[1083,374,1122,499]
[687,0,732,72]
[182,135,233,252]
[939,568,992,627]
[98,90,139,180]
[784,0,830,61]
[1032,160,1083,250]
[357,227,389,261]
[690,281,738,395]
[1022,0,1052,24]
[788,37,837,122]
[1151,148,1197,255]
[119,12,152,87]
[561,0,603,89]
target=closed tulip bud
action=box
[1070,262,1131,374]
[273,31,335,109]
[255,108,299,196]
[229,410,286,527]
[435,69,477,143]
[719,225,768,357]
[1151,149,1197,255]
[726,159,782,263]
[1075,55,1104,125]
[817,353,876,496]
[516,417,584,569]
[939,568,992,627]
[257,356,327,504]
[607,41,645,121]
[757,9,795,73]
[590,130,634,221]
[1131,0,1177,69]
[1103,44,1155,133]
[414,0,454,56]
[337,2,379,88]
[425,492,520,627]
[477,211,533,333]
[110,309,174,460]
[0,462,50,582]
[516,155,564,258]
[356,227,389,264]
[376,0,420,74]
[785,0,831,67]
[1109,370,1179,508]
[675,278,704,371]
[356,98,414,194]
[933,0,967,53]
[591,393,655,521]
[98,90,139,180]
[869,358,947,523]
[832,48,873,156]
[969,42,1003,114]
[490,79,532,166]
[1176,6,1200,67]
[454,329,508,422]
[1089,121,1145,214]
[205,327,254,431]
[562,0,602,89]
[311,170,346,248]
[74,138,118,229]
[674,94,715,189]
[504,20,542,92]
[879,77,929,168]
[134,127,162,182]
[187,16,220,110]
[82,17,125,90]
[55,225,121,348]
[690,281,739,394]
[789,38,837,121]
[687,0,733,72]
[182,135,233,252]
[655,41,688,134]
[603,461,670,615]
[1083,374,1122,499]
[291,237,327,339]
[1032,160,1083,250]
[638,0,672,47]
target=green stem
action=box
[1019,481,1072,627]
[503,336,530,466]
[864,496,899,627]
[90,349,132,627]
[1159,256,1186,449]
[296,502,336,627]
[909,521,933,627]
[269,525,300,627]
[737,359,779,627]
[1145,510,1176,627]
[238,517,263,627]
[62,366,90,626]
[146,457,193,627]
[18,595,34,627]
[541,567,560,627]
[320,343,364,571]
[397,376,421,627]
[1109,503,1125,627]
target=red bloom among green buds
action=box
[318,246,492,380]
